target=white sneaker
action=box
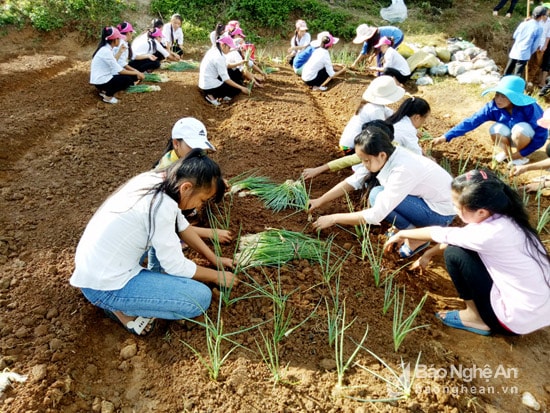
[509,158,530,167]
[492,10,498,16]
[103,96,118,104]
[222,96,232,102]
[494,152,507,163]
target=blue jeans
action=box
[80,270,212,320]
[369,186,455,229]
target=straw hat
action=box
[353,24,377,44]
[362,76,405,105]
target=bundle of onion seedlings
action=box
[260,179,309,212]
[161,60,199,71]
[235,229,325,268]
[126,84,161,93]
[230,174,309,212]
[143,73,169,83]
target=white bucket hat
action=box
[310,31,339,48]
[362,76,405,105]
[353,24,377,44]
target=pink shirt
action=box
[431,214,550,334]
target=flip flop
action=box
[398,241,430,258]
[103,309,156,336]
[435,310,491,336]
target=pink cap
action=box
[226,20,240,32]
[117,22,134,34]
[105,27,125,41]
[217,35,237,49]
[374,36,392,48]
[232,27,246,38]
[150,27,163,38]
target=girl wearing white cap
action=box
[301,32,346,91]
[287,19,311,66]
[433,75,548,165]
[146,117,233,273]
[199,35,251,106]
[310,125,455,259]
[369,36,411,86]
[350,24,404,70]
[71,149,238,336]
[129,27,173,72]
[90,26,145,104]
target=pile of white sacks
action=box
[399,38,501,87]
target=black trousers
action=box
[304,68,329,87]
[94,74,136,97]
[201,82,241,99]
[383,67,411,85]
[444,246,516,335]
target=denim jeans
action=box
[81,269,212,320]
[369,186,455,229]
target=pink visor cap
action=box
[150,27,163,37]
[217,35,237,49]
[105,27,125,41]
[374,36,392,48]
[117,22,134,34]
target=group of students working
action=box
[289,21,410,91]
[198,20,266,106]
[72,73,550,339]
[89,15,184,103]
[80,15,550,339]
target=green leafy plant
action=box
[161,60,199,71]
[126,84,161,93]
[392,288,429,352]
[180,295,257,381]
[333,300,369,392]
[143,73,169,83]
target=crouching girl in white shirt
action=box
[70,149,237,336]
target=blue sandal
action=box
[435,310,491,336]
[398,241,430,258]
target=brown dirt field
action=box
[0,27,549,413]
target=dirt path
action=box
[0,32,549,413]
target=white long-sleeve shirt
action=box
[431,215,550,334]
[392,116,422,155]
[90,45,124,85]
[132,34,170,59]
[70,171,197,291]
[345,146,454,223]
[162,23,184,47]
[199,46,230,90]
[339,103,393,149]
[381,46,411,76]
[301,47,335,82]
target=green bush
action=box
[0,0,130,38]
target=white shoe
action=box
[103,96,118,104]
[494,152,507,163]
[205,95,220,106]
[312,86,328,91]
[492,10,498,16]
[222,96,232,102]
[509,158,530,167]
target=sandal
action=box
[399,241,430,258]
[204,95,221,106]
[104,309,156,336]
[435,310,491,336]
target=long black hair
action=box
[452,169,550,279]
[92,27,117,57]
[354,124,395,198]
[386,96,430,125]
[145,149,226,246]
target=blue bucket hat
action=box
[481,75,536,106]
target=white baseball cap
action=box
[171,117,215,151]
